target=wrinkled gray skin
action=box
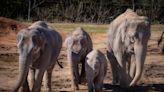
[65,27,93,90]
[85,49,107,92]
[107,10,151,88]
[157,31,164,54]
[12,21,62,92]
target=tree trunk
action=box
[132,0,135,11]
[28,0,31,21]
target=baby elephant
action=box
[85,49,107,92]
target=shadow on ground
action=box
[104,84,164,92]
[0,88,10,92]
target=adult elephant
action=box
[107,9,151,88]
[157,31,164,54]
[12,21,62,92]
[65,27,93,90]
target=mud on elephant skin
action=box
[107,9,151,88]
[65,27,93,90]
[12,21,62,92]
[85,49,107,92]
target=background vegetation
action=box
[1,0,164,24]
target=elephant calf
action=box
[65,27,93,90]
[85,49,107,92]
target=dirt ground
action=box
[0,18,164,92]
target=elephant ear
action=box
[16,29,30,49]
[119,20,136,47]
[31,31,46,60]
[16,33,23,49]
[117,19,129,46]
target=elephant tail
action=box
[158,30,164,47]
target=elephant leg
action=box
[107,51,119,85]
[124,54,133,86]
[95,72,104,92]
[21,76,30,92]
[29,68,35,90]
[94,83,102,92]
[115,53,128,88]
[71,60,80,90]
[80,59,86,84]
[86,76,94,92]
[85,61,94,92]
[69,53,80,90]
[43,65,54,92]
[32,69,45,92]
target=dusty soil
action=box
[0,18,164,92]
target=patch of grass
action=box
[49,23,109,33]
[29,22,164,32]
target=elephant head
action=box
[130,20,150,86]
[13,28,46,92]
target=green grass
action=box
[27,22,164,32]
[49,23,164,32]
[49,23,109,33]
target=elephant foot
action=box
[120,82,129,88]
[112,80,120,85]
[20,85,30,92]
[43,88,51,92]
[80,78,87,85]
[75,84,80,90]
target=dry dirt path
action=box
[0,31,164,92]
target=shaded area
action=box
[0,88,10,92]
[104,84,164,92]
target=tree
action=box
[27,0,45,21]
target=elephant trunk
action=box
[129,42,147,87]
[12,55,30,92]
[67,50,79,90]
[67,51,75,91]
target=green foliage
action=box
[0,0,28,18]
[0,0,164,23]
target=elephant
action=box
[85,49,107,92]
[12,21,62,92]
[157,30,164,54]
[106,9,151,88]
[65,27,93,90]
